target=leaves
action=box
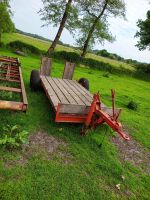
[135,10,150,51]
[0,125,29,149]
[0,2,15,39]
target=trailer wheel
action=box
[78,78,89,91]
[30,70,41,91]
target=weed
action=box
[127,101,138,110]
[0,125,29,149]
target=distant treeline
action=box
[16,29,75,49]
[7,40,150,75]
[92,49,146,66]
[15,29,149,74]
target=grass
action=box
[2,33,135,71]
[0,35,150,200]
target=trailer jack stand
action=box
[81,91,130,141]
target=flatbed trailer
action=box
[0,56,28,111]
[30,57,129,140]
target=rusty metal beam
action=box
[0,100,27,111]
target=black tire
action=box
[30,70,41,91]
[78,78,89,91]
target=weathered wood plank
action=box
[72,80,93,98]
[40,57,52,76]
[56,78,85,105]
[0,86,21,93]
[52,78,77,104]
[0,77,20,83]
[63,79,91,106]
[59,104,90,115]
[67,79,93,103]
[62,62,76,80]
[46,77,69,104]
[19,67,28,105]
[41,76,60,108]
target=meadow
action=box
[0,33,149,200]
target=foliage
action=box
[75,0,126,56]
[127,101,138,111]
[135,10,150,50]
[39,0,78,31]
[103,72,110,77]
[8,40,42,55]
[0,2,15,41]
[0,125,29,149]
[39,0,79,53]
[0,42,5,47]
[75,16,115,51]
[51,50,132,75]
[51,50,82,63]
[135,63,150,74]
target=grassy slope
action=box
[2,33,135,71]
[0,34,150,200]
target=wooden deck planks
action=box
[67,80,93,103]
[46,77,69,104]
[55,78,85,105]
[63,79,91,106]
[52,78,77,104]
[72,80,93,98]
[41,76,60,108]
[41,76,99,114]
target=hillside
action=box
[0,33,149,200]
[1,33,135,71]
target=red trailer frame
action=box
[40,75,129,141]
[30,57,129,141]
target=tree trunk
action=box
[47,0,72,55]
[81,1,108,58]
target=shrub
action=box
[103,72,110,78]
[136,63,150,74]
[8,40,41,55]
[51,51,82,63]
[127,101,138,110]
[0,125,29,150]
[0,42,5,47]
[50,50,133,75]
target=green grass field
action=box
[0,34,150,200]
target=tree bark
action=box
[47,0,72,55]
[81,0,108,58]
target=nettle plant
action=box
[0,125,29,149]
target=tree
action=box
[135,10,150,51]
[39,0,79,54]
[0,2,15,42]
[76,0,126,57]
[75,16,115,54]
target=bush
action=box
[103,72,110,78]
[0,42,5,47]
[51,51,82,63]
[136,63,150,74]
[50,50,133,75]
[8,40,41,55]
[127,101,138,110]
[0,125,29,150]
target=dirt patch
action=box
[112,136,150,174]
[4,131,73,168]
